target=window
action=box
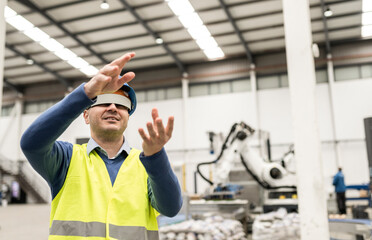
[136,91,146,102]
[335,66,359,81]
[1,105,14,116]
[361,64,372,79]
[166,87,182,99]
[24,100,58,114]
[135,86,182,102]
[257,75,280,90]
[279,74,289,87]
[190,84,208,97]
[316,69,328,83]
[219,81,231,94]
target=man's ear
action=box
[83,109,90,124]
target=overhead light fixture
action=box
[4,6,17,18]
[80,65,99,76]
[363,0,372,11]
[187,25,211,40]
[362,0,372,37]
[362,12,372,25]
[6,15,34,31]
[54,48,77,61]
[178,13,203,29]
[4,6,99,77]
[167,0,194,16]
[155,37,164,44]
[23,27,50,42]
[324,6,333,17]
[67,57,90,69]
[166,0,225,60]
[362,25,372,38]
[203,47,224,60]
[196,37,218,50]
[39,38,64,52]
[26,59,34,65]
[100,0,110,10]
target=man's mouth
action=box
[103,117,119,121]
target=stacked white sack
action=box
[252,208,300,240]
[159,215,247,240]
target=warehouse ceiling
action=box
[2,0,369,93]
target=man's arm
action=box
[20,52,136,197]
[333,175,338,186]
[20,84,93,192]
[140,149,182,217]
[138,108,182,217]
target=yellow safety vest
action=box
[49,144,159,240]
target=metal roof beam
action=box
[4,78,24,94]
[117,0,186,73]
[9,0,354,36]
[8,7,363,48]
[218,0,253,63]
[58,8,126,24]
[16,0,108,63]
[6,21,364,64]
[6,44,70,88]
[43,0,162,11]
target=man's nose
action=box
[106,103,118,111]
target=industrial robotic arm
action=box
[197,122,297,191]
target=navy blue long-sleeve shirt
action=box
[20,83,182,217]
[333,171,346,193]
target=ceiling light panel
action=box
[187,25,211,40]
[362,0,372,37]
[362,25,372,38]
[46,1,110,21]
[166,0,225,60]
[362,12,372,25]
[23,27,50,42]
[6,15,34,31]
[4,6,99,76]
[63,12,134,33]
[363,0,372,11]
[178,13,203,28]
[167,0,195,16]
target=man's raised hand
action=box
[138,108,174,156]
[84,52,136,99]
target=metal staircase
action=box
[0,155,50,203]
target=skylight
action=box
[362,0,372,37]
[165,0,225,60]
[4,6,99,77]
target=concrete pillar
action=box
[250,64,260,130]
[15,97,23,160]
[250,63,265,156]
[182,76,189,193]
[326,54,341,167]
[0,0,7,115]
[282,0,329,239]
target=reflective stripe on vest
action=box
[50,220,159,240]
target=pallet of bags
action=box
[252,208,300,240]
[159,215,247,240]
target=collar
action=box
[86,137,131,159]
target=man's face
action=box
[83,103,129,140]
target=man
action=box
[20,52,182,240]
[333,167,346,215]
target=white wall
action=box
[1,78,371,197]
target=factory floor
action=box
[0,204,50,239]
[0,204,252,239]
[1,204,365,240]
[1,204,364,240]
